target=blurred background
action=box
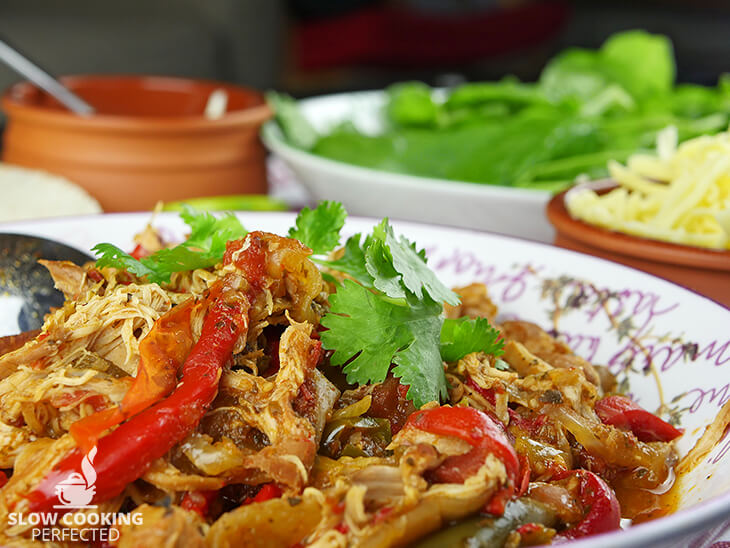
[1,0,730,105]
[0,0,728,302]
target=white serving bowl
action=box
[262,91,554,243]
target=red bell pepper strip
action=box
[594,395,683,443]
[404,406,519,497]
[0,470,7,488]
[70,298,195,452]
[26,281,248,514]
[553,469,621,541]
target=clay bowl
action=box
[1,76,272,212]
[546,181,730,308]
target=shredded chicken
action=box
[40,260,93,301]
[500,321,601,387]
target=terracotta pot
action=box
[546,183,730,309]
[1,76,272,212]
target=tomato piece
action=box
[130,244,150,260]
[466,377,497,405]
[181,490,217,516]
[407,407,519,476]
[0,470,7,488]
[223,233,268,289]
[595,396,683,443]
[484,485,514,516]
[405,406,519,487]
[554,469,621,540]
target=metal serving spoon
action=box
[0,37,95,115]
[0,234,93,335]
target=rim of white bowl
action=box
[1,210,729,546]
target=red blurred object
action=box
[295,2,570,71]
[594,395,684,443]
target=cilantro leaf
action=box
[93,243,161,279]
[145,246,220,275]
[180,206,248,257]
[367,219,459,305]
[93,207,247,284]
[440,317,505,362]
[321,233,374,286]
[320,218,456,307]
[321,280,447,407]
[288,201,347,255]
[320,216,463,406]
[391,310,447,407]
[364,236,407,299]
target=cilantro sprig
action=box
[323,281,447,405]
[296,204,503,407]
[93,206,247,284]
[91,200,504,407]
[322,280,448,407]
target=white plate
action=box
[261,91,554,243]
[2,212,730,547]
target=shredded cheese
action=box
[566,126,730,250]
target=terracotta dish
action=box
[547,184,730,308]
[1,76,271,212]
